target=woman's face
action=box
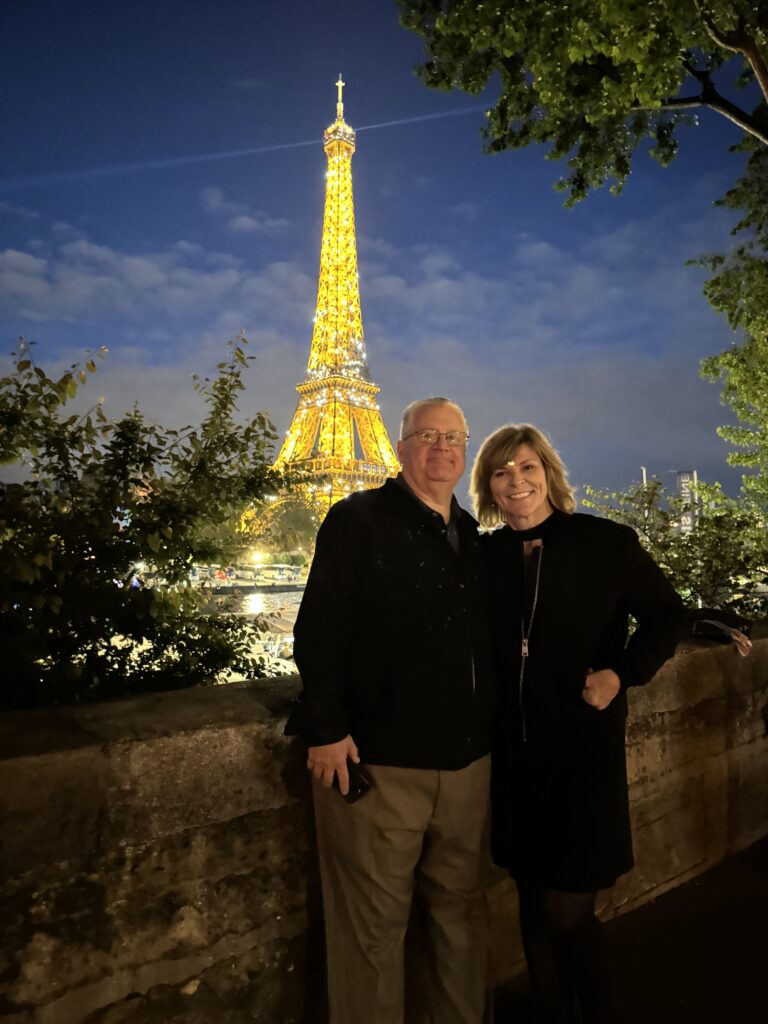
[489,443,553,529]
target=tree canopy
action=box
[242,494,319,557]
[398,0,768,202]
[399,1,768,506]
[583,479,768,616]
[698,136,768,507]
[0,336,283,710]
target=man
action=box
[286,397,496,1024]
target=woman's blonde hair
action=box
[470,423,576,527]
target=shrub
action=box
[0,336,284,710]
[583,479,768,617]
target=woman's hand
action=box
[581,669,621,710]
[729,628,753,657]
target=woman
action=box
[471,424,685,1024]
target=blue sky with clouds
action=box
[0,0,749,500]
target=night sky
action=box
[0,0,749,502]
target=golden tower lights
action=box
[275,77,399,513]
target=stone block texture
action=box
[1,642,766,1021]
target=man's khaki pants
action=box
[312,755,492,1024]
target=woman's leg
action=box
[543,889,615,1024]
[517,881,573,1023]
[517,882,618,1024]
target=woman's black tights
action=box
[516,882,617,1023]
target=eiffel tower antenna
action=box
[275,78,399,513]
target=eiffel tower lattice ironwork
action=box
[275,76,398,512]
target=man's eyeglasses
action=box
[401,429,470,446]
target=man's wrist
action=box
[303,725,351,748]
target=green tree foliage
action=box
[0,336,283,710]
[583,479,768,616]
[398,0,768,202]
[698,136,768,508]
[243,494,319,556]
[399,1,768,529]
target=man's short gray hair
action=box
[399,397,468,439]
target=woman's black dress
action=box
[484,510,684,892]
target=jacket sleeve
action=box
[609,526,685,688]
[284,499,363,745]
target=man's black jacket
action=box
[285,477,496,770]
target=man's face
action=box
[397,404,467,494]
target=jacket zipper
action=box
[519,545,543,743]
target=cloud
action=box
[199,185,288,234]
[368,323,737,502]
[0,233,312,326]
[450,201,479,221]
[0,250,50,315]
[52,221,81,237]
[0,250,47,274]
[229,77,266,92]
[0,207,740,496]
[355,226,737,495]
[228,213,289,234]
[200,185,236,214]
[0,200,41,220]
[27,320,308,458]
[359,235,397,259]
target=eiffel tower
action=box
[275,77,398,513]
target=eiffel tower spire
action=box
[275,77,398,512]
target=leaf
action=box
[0,337,285,709]
[15,562,39,584]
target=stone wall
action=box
[487,638,768,984]
[1,641,767,1023]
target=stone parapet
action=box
[487,639,768,983]
[0,681,315,1024]
[1,642,766,1021]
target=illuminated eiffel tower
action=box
[275,77,398,512]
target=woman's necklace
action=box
[519,539,543,739]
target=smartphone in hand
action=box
[333,757,372,803]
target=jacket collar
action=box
[499,508,569,542]
[383,475,475,530]
[392,471,464,524]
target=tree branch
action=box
[702,95,768,144]
[640,53,768,146]
[695,4,748,53]
[635,92,768,144]
[651,93,708,110]
[695,3,768,106]
[742,37,768,107]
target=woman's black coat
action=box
[484,510,684,891]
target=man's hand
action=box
[581,668,621,710]
[307,735,360,795]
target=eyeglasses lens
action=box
[414,430,468,446]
